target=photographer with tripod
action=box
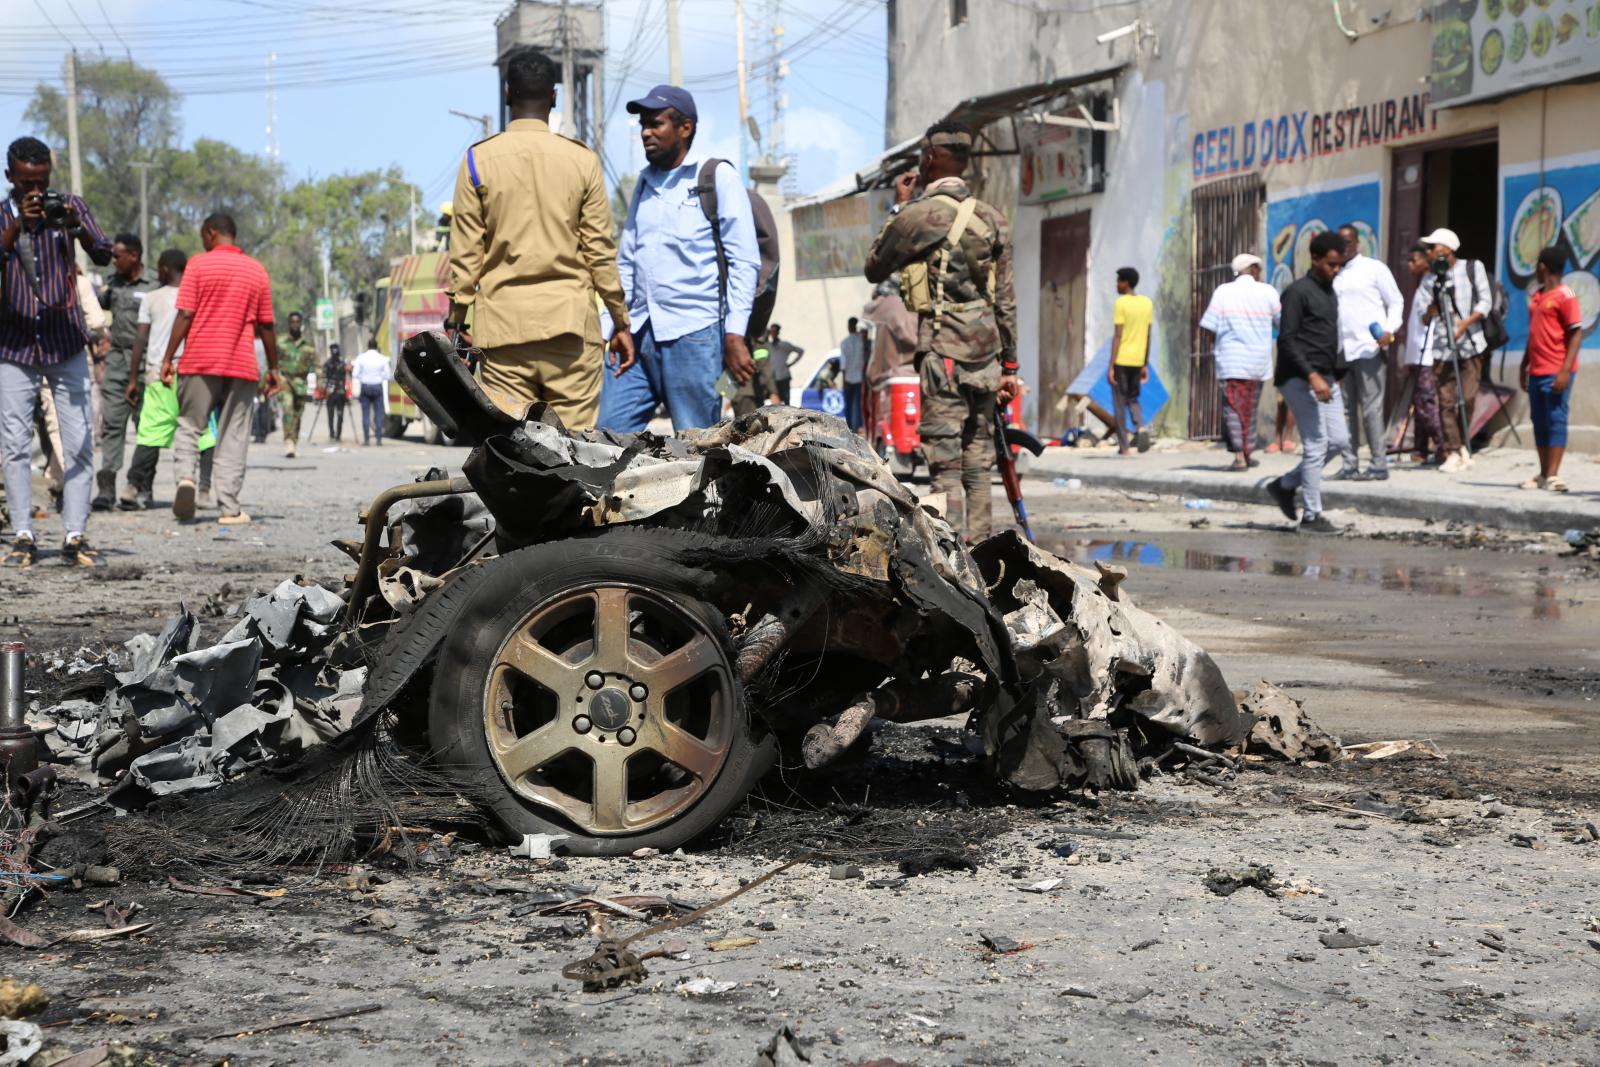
[0,136,113,568]
[1416,228,1492,474]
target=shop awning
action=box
[844,65,1126,194]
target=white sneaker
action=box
[1439,452,1465,473]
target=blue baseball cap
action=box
[625,84,697,122]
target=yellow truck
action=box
[374,250,454,443]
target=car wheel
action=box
[427,530,774,855]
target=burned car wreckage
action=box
[301,331,1244,855]
[37,331,1245,863]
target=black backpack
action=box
[694,159,780,342]
[1466,258,1510,352]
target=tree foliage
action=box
[24,56,417,327]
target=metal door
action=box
[1038,211,1090,439]
[1189,174,1265,439]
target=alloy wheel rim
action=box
[482,584,735,835]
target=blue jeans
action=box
[1276,375,1349,518]
[843,380,864,431]
[598,321,723,433]
[1528,373,1575,448]
[0,352,94,539]
[359,384,384,443]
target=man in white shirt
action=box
[352,338,392,446]
[1199,253,1279,469]
[1332,224,1403,481]
[1415,227,1493,472]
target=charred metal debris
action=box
[9,331,1328,870]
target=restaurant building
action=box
[790,0,1600,447]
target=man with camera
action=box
[1416,228,1492,473]
[0,136,113,568]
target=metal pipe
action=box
[344,476,474,626]
[0,642,23,728]
[0,641,37,787]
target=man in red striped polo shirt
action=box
[158,213,281,524]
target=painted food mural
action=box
[1502,158,1600,352]
[1265,181,1381,292]
[1508,186,1564,280]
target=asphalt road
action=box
[6,430,1598,1066]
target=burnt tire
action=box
[427,529,774,856]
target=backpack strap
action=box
[932,196,980,334]
[693,159,729,333]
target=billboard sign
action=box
[1430,0,1600,108]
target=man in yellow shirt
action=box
[1107,266,1153,454]
[445,46,632,431]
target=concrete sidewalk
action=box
[1029,441,1600,534]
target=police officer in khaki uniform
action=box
[864,120,1019,542]
[445,45,631,431]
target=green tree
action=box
[611,172,637,234]
[25,56,181,239]
[24,57,419,331]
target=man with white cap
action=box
[1333,223,1403,481]
[1199,253,1279,470]
[1415,227,1492,472]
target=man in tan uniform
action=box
[445,45,631,430]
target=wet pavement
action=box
[1036,519,1598,764]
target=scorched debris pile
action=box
[17,331,1268,864]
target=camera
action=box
[40,189,70,228]
[1428,254,1451,279]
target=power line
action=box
[93,0,133,56]
[29,0,73,46]
[61,0,109,52]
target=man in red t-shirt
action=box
[1517,246,1583,493]
[159,213,281,523]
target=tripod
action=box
[1429,266,1474,460]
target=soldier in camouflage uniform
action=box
[864,120,1018,542]
[276,311,317,457]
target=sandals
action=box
[1519,476,1548,490]
[1546,476,1569,493]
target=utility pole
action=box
[734,0,749,184]
[558,0,575,137]
[130,161,154,254]
[666,0,683,85]
[409,183,418,256]
[448,109,493,140]
[265,52,280,163]
[64,52,83,197]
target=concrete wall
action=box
[882,0,1600,448]
[763,181,872,396]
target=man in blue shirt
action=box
[600,85,760,433]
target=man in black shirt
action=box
[1266,230,1349,534]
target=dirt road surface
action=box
[6,439,1598,1066]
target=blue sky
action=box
[1,0,887,211]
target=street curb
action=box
[1030,454,1599,535]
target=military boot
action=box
[91,470,117,512]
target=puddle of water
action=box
[1041,533,1594,626]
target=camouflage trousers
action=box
[280,389,307,444]
[918,353,999,542]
